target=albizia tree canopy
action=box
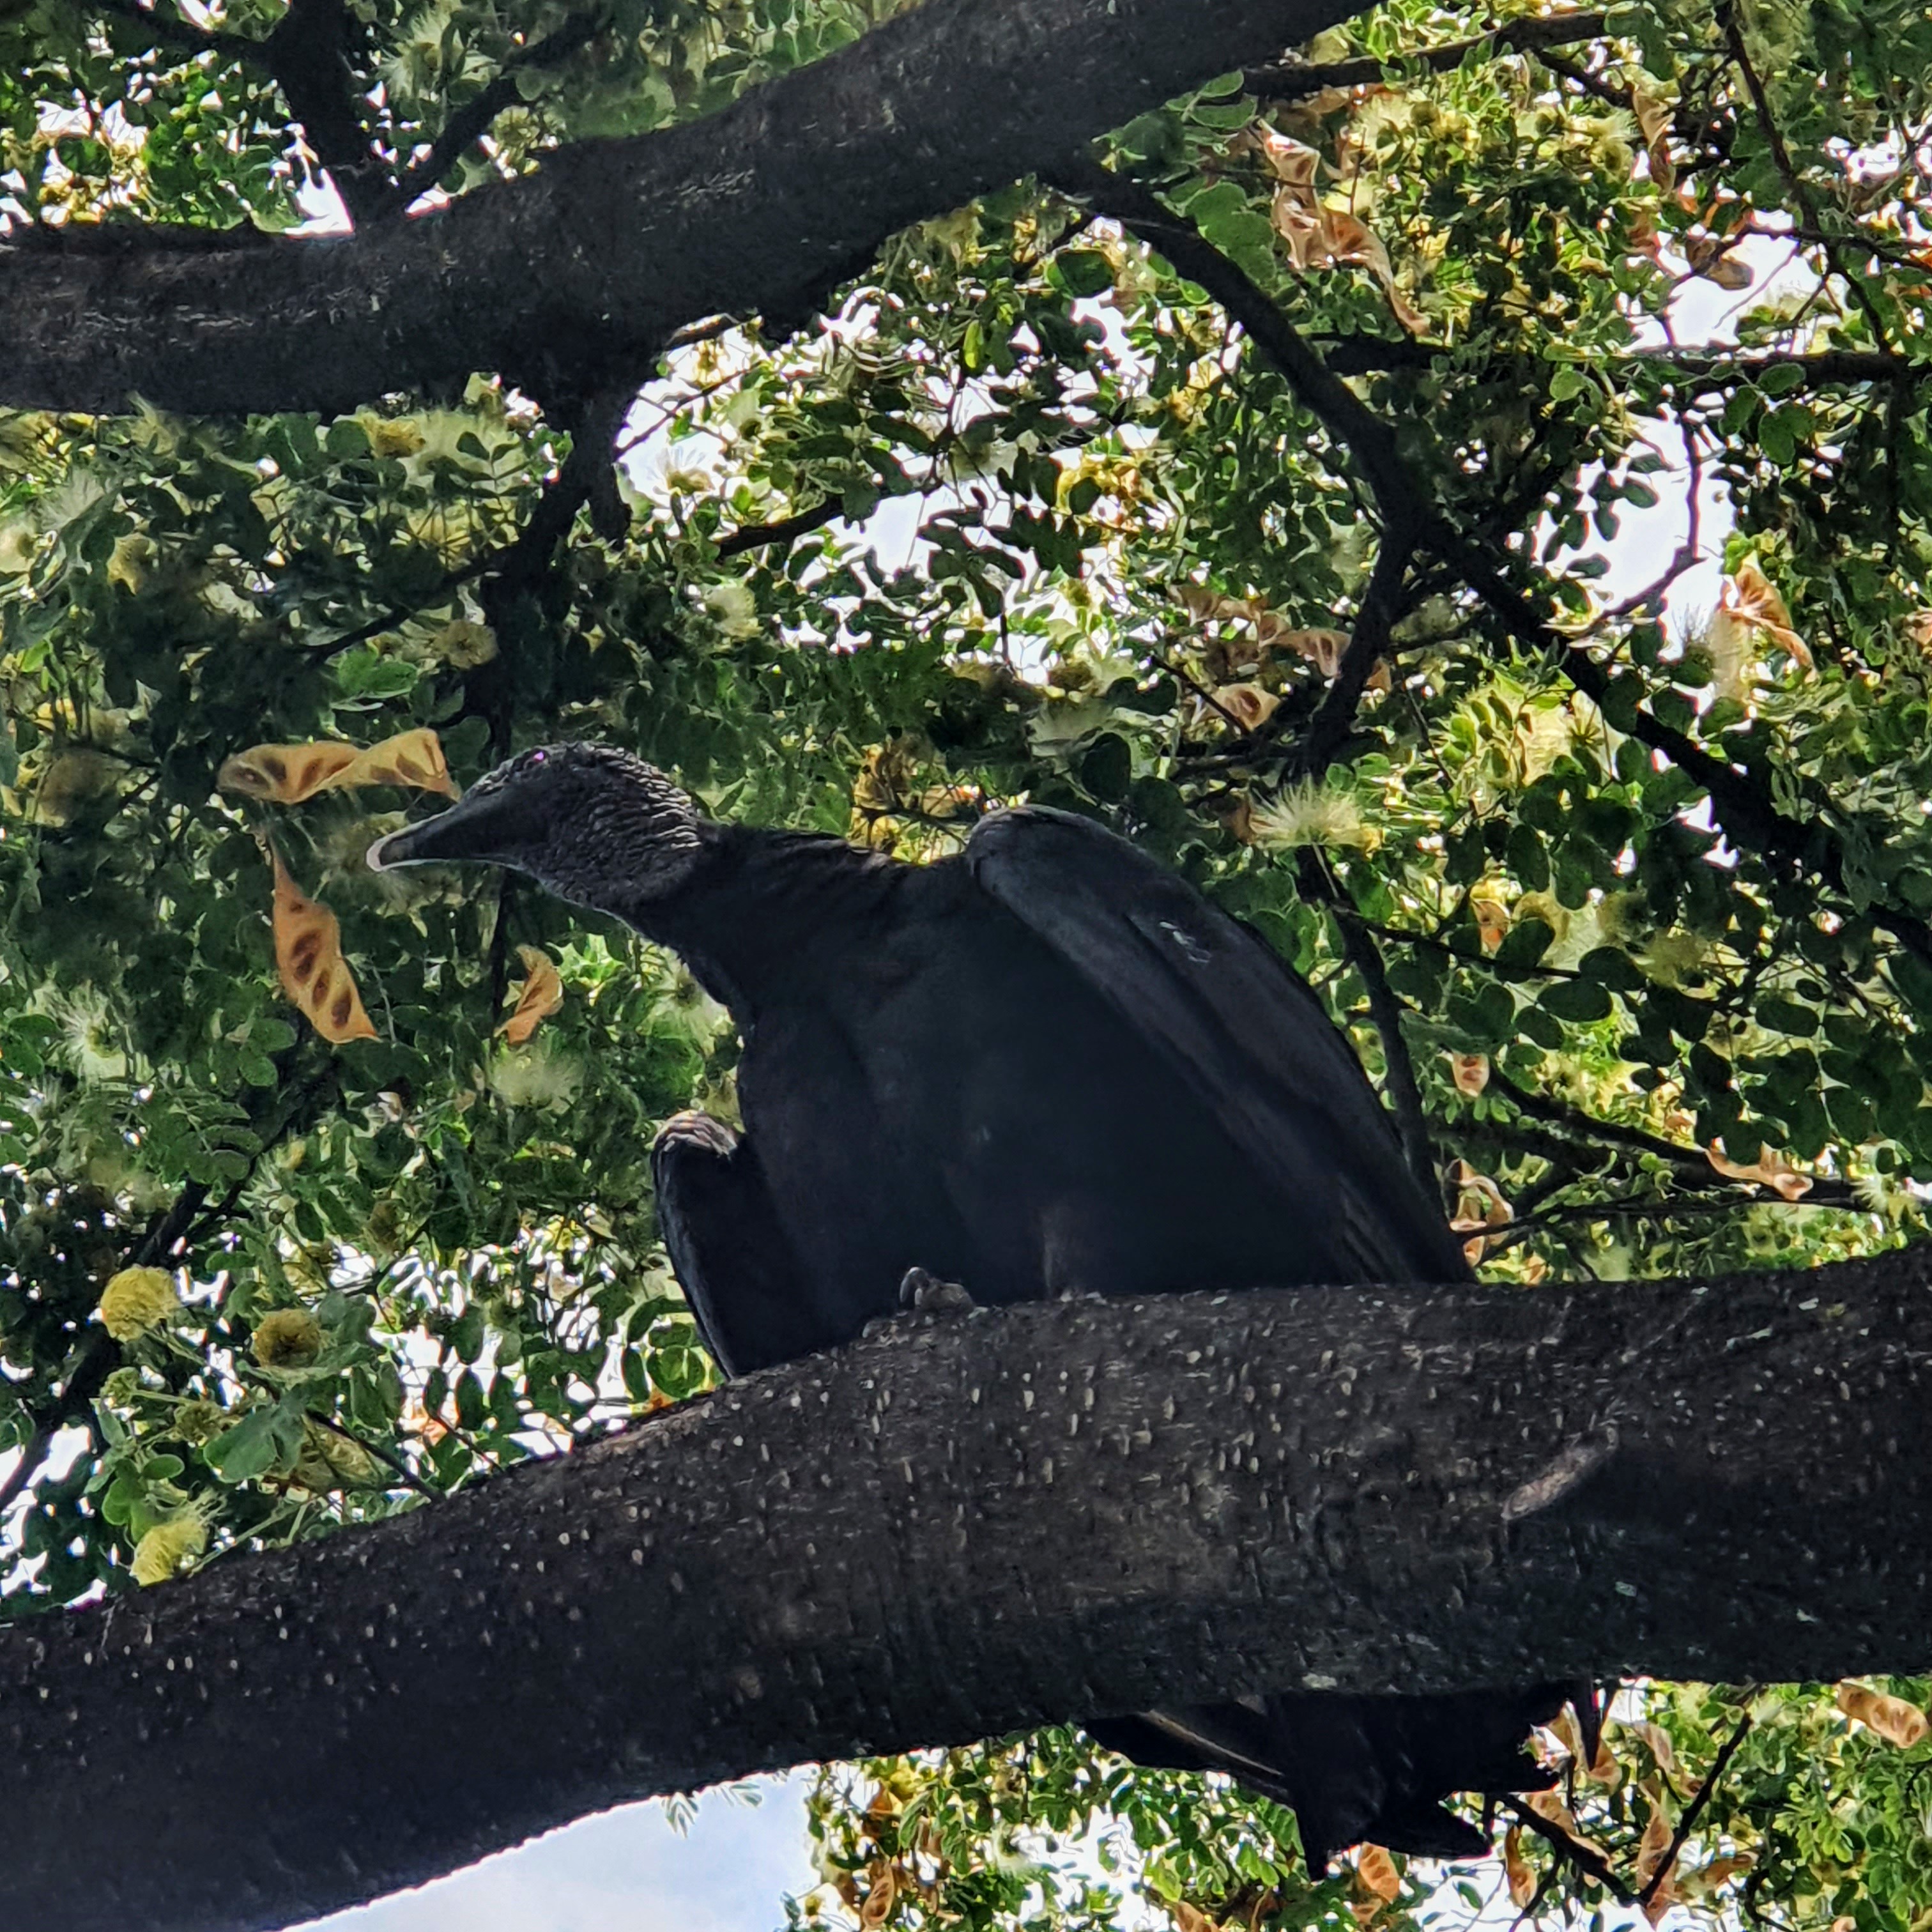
[4,0,1932,1928]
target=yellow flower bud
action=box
[97,1266,181,1341]
[130,1506,207,1586]
[252,1307,324,1369]
[427,618,497,668]
[171,1399,227,1446]
[100,1367,142,1406]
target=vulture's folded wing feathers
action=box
[966,804,1471,1287]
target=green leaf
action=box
[1538,978,1614,1023]
[1049,250,1116,300]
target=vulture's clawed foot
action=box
[652,1109,739,1160]
[898,1266,975,1316]
[861,1268,975,1339]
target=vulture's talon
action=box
[861,1271,974,1341]
[898,1267,974,1316]
[653,1109,738,1160]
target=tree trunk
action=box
[0,0,1356,417]
[6,1252,1931,1931]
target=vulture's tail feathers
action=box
[1085,1682,1587,1875]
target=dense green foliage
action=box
[6,0,1932,1925]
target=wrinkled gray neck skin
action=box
[372,742,900,1018]
[525,760,711,924]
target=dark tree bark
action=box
[0,0,1356,417]
[6,1252,1932,1932]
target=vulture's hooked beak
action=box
[366,787,519,872]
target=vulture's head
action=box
[366,742,706,910]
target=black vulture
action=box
[368,741,1584,1871]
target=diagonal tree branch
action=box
[1244,8,1610,100]
[1638,1708,1754,1907]
[1715,2,1893,353]
[0,0,1364,415]
[1058,157,1932,970]
[1292,526,1416,779]
[714,497,848,558]
[1328,885,1438,1192]
[1500,1795,1637,1903]
[382,8,610,219]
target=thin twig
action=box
[1483,1062,1720,1181]
[310,1413,437,1499]
[386,9,607,217]
[1500,1797,1636,1904]
[1506,1859,1561,1932]
[1602,428,1703,624]
[1717,3,1892,350]
[1639,1708,1754,1907]
[1306,859,1437,1191]
[1482,1190,1849,1253]
[1358,914,1588,981]
[1244,10,1609,101]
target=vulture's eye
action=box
[528,750,548,769]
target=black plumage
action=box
[369,742,1583,1871]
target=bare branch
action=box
[1500,1797,1636,1904]
[714,497,846,558]
[1245,9,1610,100]
[1716,3,1894,353]
[384,10,608,218]
[1062,155,1932,971]
[1293,528,1416,779]
[0,0,1368,413]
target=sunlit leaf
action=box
[1706,1140,1814,1201]
[271,849,379,1043]
[498,945,565,1045]
[1836,1681,1929,1748]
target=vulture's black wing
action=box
[967,806,1576,1868]
[965,804,1469,1286]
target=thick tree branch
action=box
[264,0,390,224]
[0,0,1361,413]
[9,1251,1932,1931]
